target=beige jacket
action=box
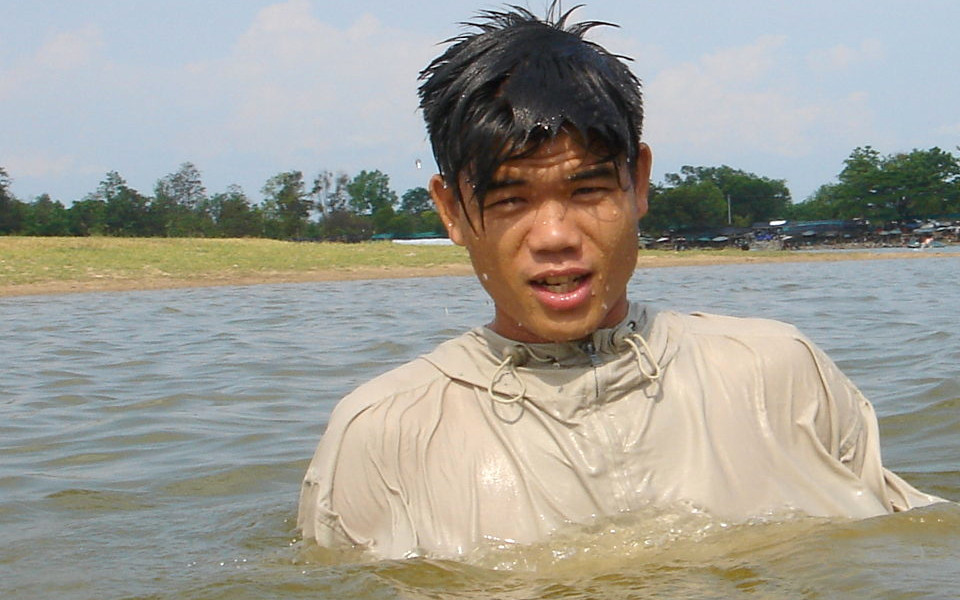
[298,305,943,559]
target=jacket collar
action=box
[420,304,682,419]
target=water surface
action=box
[2,255,957,599]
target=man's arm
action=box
[797,336,946,511]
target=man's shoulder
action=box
[656,309,804,340]
[330,330,482,420]
[651,309,826,377]
[338,355,446,412]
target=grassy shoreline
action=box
[1,236,953,297]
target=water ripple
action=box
[1,258,958,599]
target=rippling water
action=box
[2,253,958,599]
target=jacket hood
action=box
[420,303,682,421]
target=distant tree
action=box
[153,162,210,236]
[312,169,351,217]
[399,187,432,214]
[371,204,398,235]
[207,185,262,237]
[784,184,840,221]
[417,210,444,236]
[346,170,397,216]
[664,165,791,226]
[0,167,28,234]
[318,209,372,242]
[396,186,445,237]
[795,146,960,222]
[67,197,108,236]
[874,147,960,220]
[154,162,205,210]
[387,211,416,237]
[87,171,153,236]
[23,194,71,236]
[261,170,313,239]
[644,181,727,233]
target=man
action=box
[298,3,943,560]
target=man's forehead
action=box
[492,136,617,178]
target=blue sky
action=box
[2,0,959,205]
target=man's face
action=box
[431,134,651,343]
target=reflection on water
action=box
[1,256,958,599]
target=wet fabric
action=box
[298,305,944,559]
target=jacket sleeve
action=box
[298,400,420,558]
[797,335,945,511]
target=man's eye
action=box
[487,197,524,209]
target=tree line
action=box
[643,146,960,235]
[0,164,440,241]
[2,145,959,240]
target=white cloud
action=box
[0,25,105,100]
[181,0,435,169]
[33,25,104,71]
[936,121,960,136]
[3,0,442,200]
[4,153,78,179]
[699,34,785,83]
[806,39,883,72]
[644,35,874,162]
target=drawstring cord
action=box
[487,346,529,406]
[487,346,554,404]
[624,332,662,381]
[487,345,557,407]
[486,324,662,417]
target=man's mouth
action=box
[532,274,588,294]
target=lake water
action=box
[2,253,958,599]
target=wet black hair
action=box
[417,2,644,223]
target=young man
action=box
[298,4,943,560]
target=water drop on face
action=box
[481,273,489,281]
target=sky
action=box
[2,0,959,206]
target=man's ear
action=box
[632,143,653,219]
[430,174,468,246]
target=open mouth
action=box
[532,274,589,295]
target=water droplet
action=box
[415,159,422,170]
[481,273,489,281]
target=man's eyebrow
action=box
[568,163,617,182]
[483,162,617,193]
[485,177,526,193]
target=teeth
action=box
[536,275,583,294]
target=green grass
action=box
[0,237,472,286]
[0,236,909,291]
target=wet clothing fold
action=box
[298,304,944,559]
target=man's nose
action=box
[526,200,581,253]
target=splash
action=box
[464,504,830,574]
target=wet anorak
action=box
[298,305,943,559]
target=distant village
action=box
[640,218,960,251]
